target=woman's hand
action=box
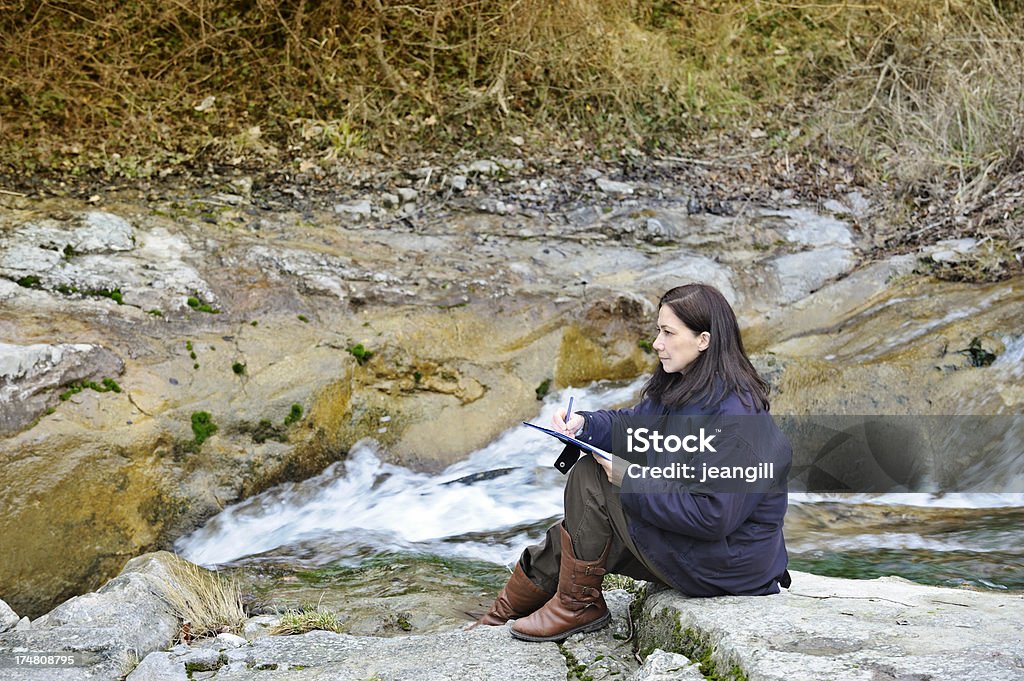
[593,452,625,487]
[553,408,585,436]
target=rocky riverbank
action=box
[1,552,1021,680]
[2,157,1021,619]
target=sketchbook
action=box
[521,422,613,461]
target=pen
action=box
[564,395,574,432]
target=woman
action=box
[476,283,791,642]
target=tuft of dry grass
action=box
[158,555,246,643]
[270,605,344,636]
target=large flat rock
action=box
[639,570,1024,681]
[128,625,567,681]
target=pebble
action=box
[468,159,500,175]
[334,200,372,217]
[397,187,418,204]
[595,178,634,196]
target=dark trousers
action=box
[520,455,671,593]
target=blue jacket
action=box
[579,392,791,597]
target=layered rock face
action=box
[1,180,1020,619]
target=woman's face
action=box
[652,305,709,374]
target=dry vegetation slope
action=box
[0,0,1021,269]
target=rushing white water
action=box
[176,379,646,567]
[177,379,1024,581]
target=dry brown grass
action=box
[820,0,1024,249]
[0,1,1021,259]
[158,555,246,643]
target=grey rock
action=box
[631,649,703,680]
[496,158,524,172]
[14,616,30,631]
[638,571,1024,681]
[770,247,858,303]
[215,633,247,648]
[845,190,871,216]
[762,208,853,247]
[596,178,634,196]
[927,237,978,264]
[380,192,400,209]
[230,177,253,196]
[126,652,189,681]
[642,218,667,240]
[76,211,136,252]
[449,175,468,192]
[242,615,280,641]
[0,342,124,435]
[468,159,501,175]
[562,589,639,681]
[509,135,525,146]
[822,198,849,214]
[637,256,738,305]
[824,191,872,218]
[0,552,183,681]
[582,167,604,181]
[0,216,216,314]
[407,166,435,179]
[333,200,372,217]
[478,199,513,215]
[396,187,418,204]
[177,646,225,671]
[0,598,17,633]
[198,625,566,680]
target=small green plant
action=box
[59,378,122,401]
[957,337,997,367]
[346,343,373,365]
[250,320,259,326]
[191,411,218,447]
[284,403,303,426]
[535,378,552,400]
[413,370,423,385]
[187,295,219,313]
[638,339,654,354]
[89,288,124,304]
[147,309,163,317]
[232,362,246,375]
[16,275,41,288]
[62,244,77,258]
[297,314,309,323]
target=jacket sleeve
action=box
[577,399,653,452]
[619,487,763,540]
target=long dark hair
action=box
[640,284,770,411]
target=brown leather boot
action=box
[510,524,610,641]
[474,563,552,627]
